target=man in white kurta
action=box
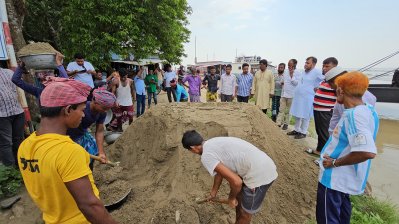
[288,57,324,139]
[251,59,275,114]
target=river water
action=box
[369,108,399,206]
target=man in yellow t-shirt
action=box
[18,78,116,224]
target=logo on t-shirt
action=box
[20,158,40,173]
[353,134,367,146]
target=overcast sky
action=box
[182,0,399,70]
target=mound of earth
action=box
[95,102,318,224]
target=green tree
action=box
[23,0,191,69]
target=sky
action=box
[182,0,399,70]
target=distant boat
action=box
[368,84,399,103]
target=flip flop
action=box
[314,159,320,166]
[305,149,321,156]
[305,149,314,154]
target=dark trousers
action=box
[166,87,177,103]
[136,94,146,117]
[148,92,157,106]
[314,110,333,152]
[0,113,25,166]
[221,94,233,102]
[271,96,281,121]
[237,95,249,103]
[316,182,351,224]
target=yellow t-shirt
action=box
[18,132,99,224]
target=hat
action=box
[325,67,347,81]
[40,77,91,107]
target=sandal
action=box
[314,159,320,166]
[305,149,321,156]
[305,149,314,154]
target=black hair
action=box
[119,68,128,77]
[181,130,204,150]
[278,63,286,67]
[74,53,84,59]
[226,64,232,69]
[154,63,160,69]
[289,59,298,66]
[323,57,338,66]
[242,63,249,68]
[209,66,216,70]
[40,104,79,118]
[306,56,317,64]
[259,59,268,65]
[148,64,155,71]
[164,64,172,70]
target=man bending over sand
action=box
[181,131,278,224]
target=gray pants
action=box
[0,113,25,166]
[221,94,233,102]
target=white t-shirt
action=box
[201,137,278,189]
[67,61,95,88]
[328,90,377,135]
[318,104,379,195]
[164,71,177,87]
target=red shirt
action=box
[313,81,337,112]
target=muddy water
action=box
[369,118,399,206]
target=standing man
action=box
[316,72,378,224]
[181,130,277,224]
[235,63,253,103]
[182,68,202,102]
[145,65,158,108]
[18,78,116,224]
[220,64,236,102]
[276,59,299,130]
[288,57,323,139]
[252,59,274,114]
[155,63,164,90]
[111,69,135,131]
[163,64,177,102]
[67,87,116,167]
[135,67,146,117]
[93,70,106,89]
[202,66,220,102]
[308,57,338,155]
[271,63,285,122]
[326,68,377,136]
[66,53,96,88]
[0,67,25,166]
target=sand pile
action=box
[95,102,318,224]
[18,42,57,56]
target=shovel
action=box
[195,197,229,205]
[104,188,132,211]
[90,154,120,166]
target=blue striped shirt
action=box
[236,73,253,97]
[318,104,379,195]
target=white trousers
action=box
[294,116,310,135]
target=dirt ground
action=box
[0,99,319,224]
[96,102,318,224]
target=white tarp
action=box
[0,24,7,60]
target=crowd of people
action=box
[0,52,381,224]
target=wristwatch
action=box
[332,159,338,168]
